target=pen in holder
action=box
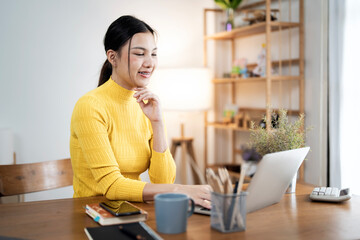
[210,191,248,233]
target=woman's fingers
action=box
[133,87,150,96]
[200,186,212,208]
[194,198,211,209]
[133,88,148,99]
[203,199,212,209]
[184,185,212,209]
[136,92,158,103]
[134,87,145,91]
[133,88,163,123]
[133,89,159,103]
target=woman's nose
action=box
[143,55,154,68]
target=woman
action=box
[70,15,211,208]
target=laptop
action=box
[194,147,310,215]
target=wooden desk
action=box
[0,183,359,239]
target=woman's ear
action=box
[106,50,117,68]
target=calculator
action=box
[309,187,351,202]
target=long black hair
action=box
[98,15,156,87]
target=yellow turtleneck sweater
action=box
[70,78,176,202]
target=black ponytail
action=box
[98,15,156,87]
[98,59,112,87]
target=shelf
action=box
[206,110,300,131]
[204,0,276,13]
[212,75,300,84]
[206,122,250,132]
[213,77,265,84]
[206,107,301,132]
[247,58,300,71]
[205,22,300,40]
[237,0,280,11]
[234,149,243,155]
[237,107,301,116]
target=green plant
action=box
[214,0,243,10]
[249,109,309,156]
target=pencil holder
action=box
[210,191,248,233]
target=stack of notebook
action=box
[85,201,162,240]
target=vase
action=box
[225,8,234,31]
[286,172,297,193]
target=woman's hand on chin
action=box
[133,87,162,123]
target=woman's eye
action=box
[152,53,157,57]
[134,53,144,56]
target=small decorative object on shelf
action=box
[214,0,243,31]
[252,43,267,77]
[223,72,231,78]
[238,58,248,78]
[231,61,241,78]
[252,43,275,77]
[242,9,278,25]
[234,110,251,129]
[226,8,235,31]
[232,58,248,78]
[234,112,244,127]
[223,104,239,124]
[259,112,279,129]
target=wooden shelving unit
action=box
[206,107,300,131]
[205,21,300,40]
[212,75,300,84]
[203,0,305,179]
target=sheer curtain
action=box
[329,0,360,195]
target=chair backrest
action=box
[0,158,73,197]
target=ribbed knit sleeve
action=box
[71,96,146,202]
[147,119,176,183]
[148,148,176,183]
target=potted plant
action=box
[248,109,310,192]
[214,0,243,31]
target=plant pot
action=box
[286,172,297,193]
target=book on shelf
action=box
[85,202,147,226]
[84,222,163,240]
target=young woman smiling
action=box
[70,15,211,209]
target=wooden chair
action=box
[0,158,73,197]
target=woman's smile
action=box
[138,70,152,78]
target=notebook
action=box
[85,202,147,226]
[194,147,310,215]
[84,222,163,240]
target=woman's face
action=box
[112,32,157,90]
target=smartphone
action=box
[99,200,141,217]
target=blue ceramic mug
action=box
[154,193,195,234]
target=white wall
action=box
[0,0,215,201]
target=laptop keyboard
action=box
[194,206,211,215]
